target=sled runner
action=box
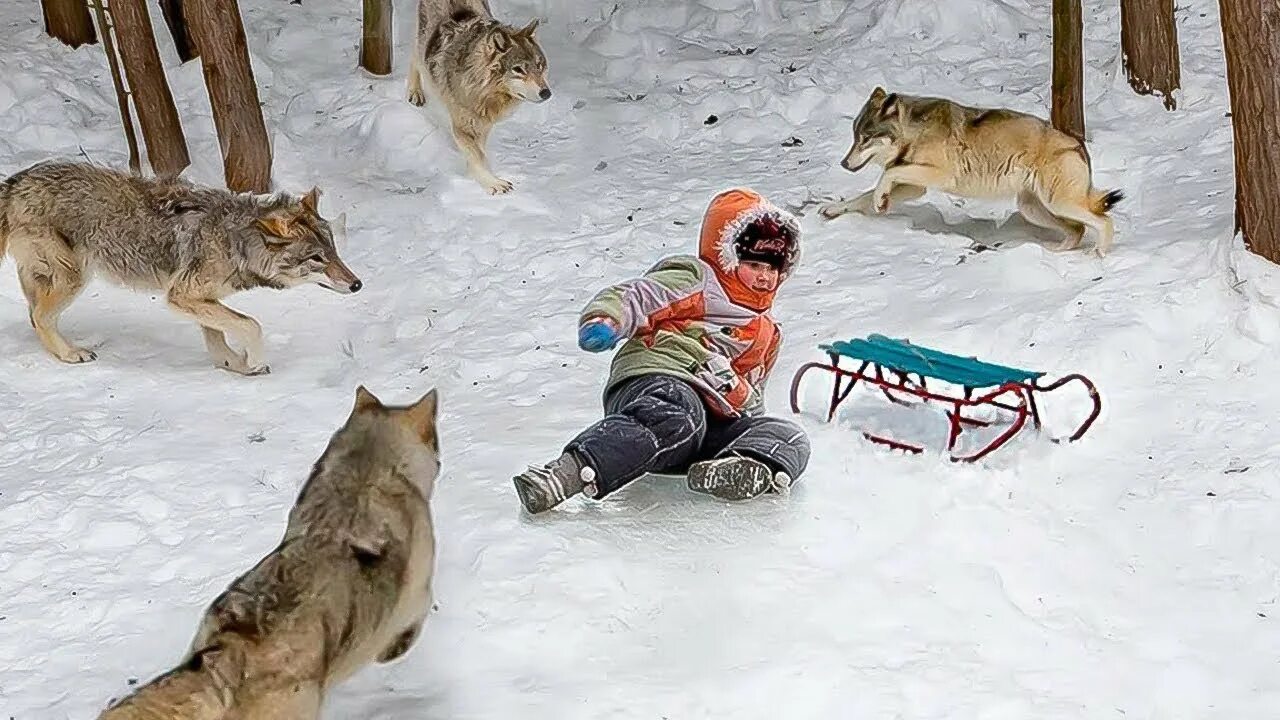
[789,334,1101,462]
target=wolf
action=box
[407,0,551,195]
[821,87,1125,257]
[97,385,442,720]
[0,160,361,375]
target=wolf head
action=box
[254,188,362,294]
[488,19,551,103]
[840,86,905,173]
[331,386,442,497]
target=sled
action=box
[788,334,1101,462]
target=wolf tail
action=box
[1089,188,1125,215]
[97,641,247,720]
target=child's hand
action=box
[578,319,621,352]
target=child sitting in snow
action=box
[513,188,812,513]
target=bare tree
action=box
[110,0,190,178]
[1051,0,1085,142]
[41,0,97,48]
[88,0,140,174]
[1121,0,1180,110]
[360,0,393,75]
[185,0,272,193]
[158,0,198,62]
[1219,0,1280,261]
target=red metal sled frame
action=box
[788,354,1101,462]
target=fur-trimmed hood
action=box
[697,188,801,311]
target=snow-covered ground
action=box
[2,0,1278,717]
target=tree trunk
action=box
[158,0,198,62]
[1121,0,1180,110]
[110,0,190,178]
[88,0,141,174]
[185,0,272,193]
[41,0,98,48]
[1219,0,1280,261]
[360,0,393,75]
[1051,0,1085,142]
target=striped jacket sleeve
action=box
[579,256,705,338]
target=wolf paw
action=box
[818,202,847,220]
[407,89,426,107]
[217,354,271,377]
[58,347,97,364]
[483,177,514,195]
[872,192,891,214]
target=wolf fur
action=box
[821,87,1125,257]
[97,385,442,720]
[407,0,551,194]
[0,161,361,374]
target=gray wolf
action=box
[0,161,361,375]
[97,385,441,720]
[821,87,1125,257]
[407,0,551,195]
[512,188,810,514]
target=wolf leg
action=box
[18,262,96,364]
[200,327,248,369]
[1040,195,1114,257]
[822,185,924,220]
[407,60,428,106]
[871,166,945,214]
[167,294,268,375]
[1016,191,1085,251]
[451,118,513,195]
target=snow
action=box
[1,0,1278,717]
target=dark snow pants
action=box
[565,374,811,498]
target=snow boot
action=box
[686,456,791,501]
[513,451,596,514]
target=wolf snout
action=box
[538,88,552,101]
[840,154,867,173]
[322,261,362,294]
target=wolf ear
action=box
[518,18,540,37]
[400,388,439,445]
[488,29,511,54]
[354,385,383,414]
[879,93,901,120]
[301,187,321,215]
[256,211,295,243]
[333,212,349,251]
[869,86,887,103]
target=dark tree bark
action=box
[88,0,141,174]
[360,0,393,75]
[1121,0,1181,110]
[158,0,198,62]
[185,0,272,193]
[111,0,190,178]
[1051,0,1085,142]
[1219,0,1280,261]
[41,0,98,48]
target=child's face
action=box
[736,260,780,292]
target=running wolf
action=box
[0,161,361,375]
[97,385,442,720]
[822,87,1124,256]
[407,0,551,194]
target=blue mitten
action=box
[578,320,621,352]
